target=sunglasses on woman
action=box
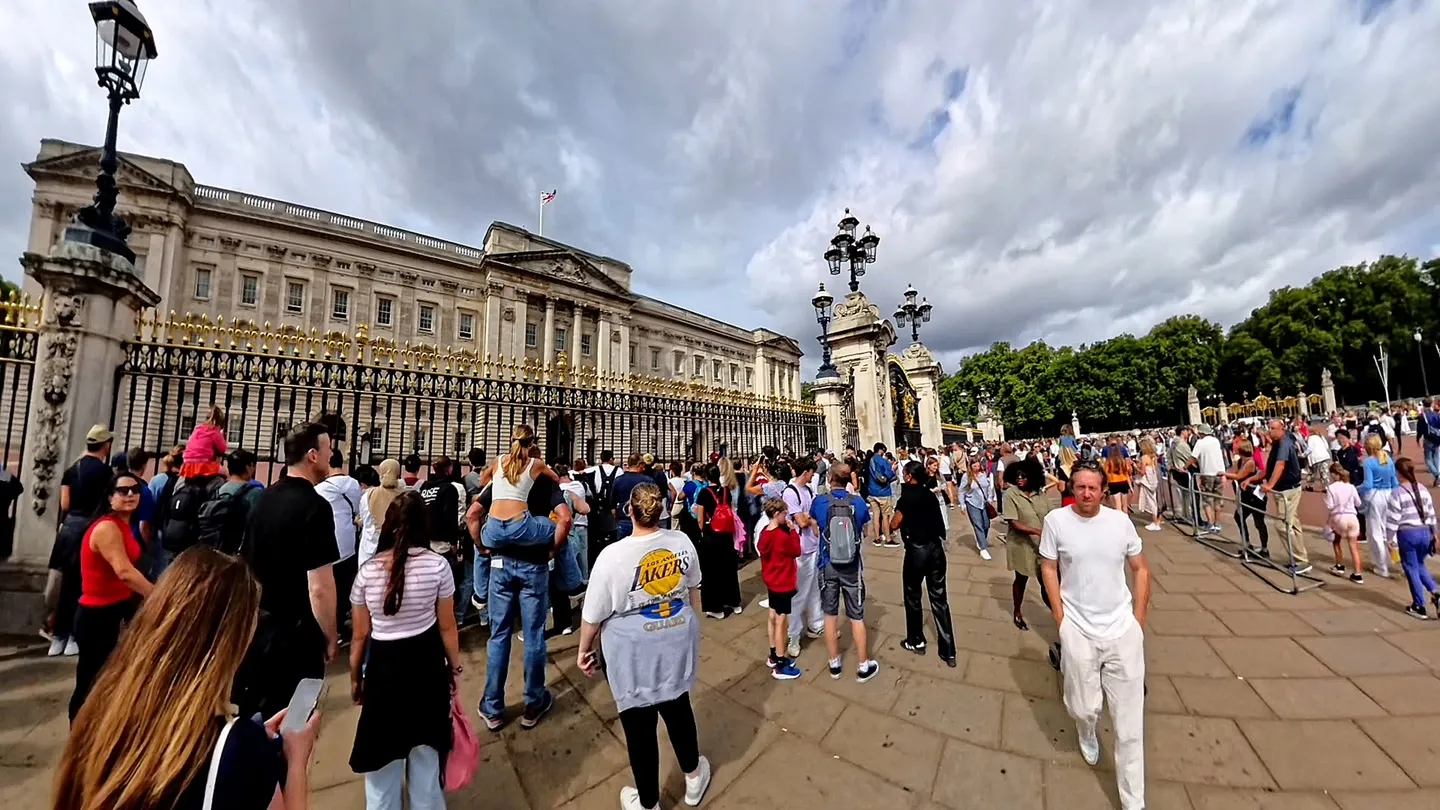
[111,484,143,496]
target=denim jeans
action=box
[569,525,590,584]
[471,553,490,625]
[149,545,174,580]
[481,557,550,719]
[616,518,634,543]
[965,503,992,550]
[453,557,474,625]
[481,512,556,549]
[1426,442,1440,483]
[364,744,445,810]
[1397,526,1439,609]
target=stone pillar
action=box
[1297,390,1309,418]
[1219,401,1230,423]
[898,343,944,448]
[511,289,529,358]
[542,297,556,367]
[812,376,847,452]
[1186,385,1201,426]
[597,313,612,374]
[1321,368,1337,414]
[755,347,769,397]
[570,305,583,367]
[1071,410,1081,438]
[619,317,631,378]
[825,292,896,453]
[1,243,159,634]
[483,282,503,359]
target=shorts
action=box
[767,589,795,615]
[820,564,865,621]
[1199,475,1222,508]
[1109,480,1130,495]
[1329,514,1360,541]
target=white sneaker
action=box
[731,605,743,615]
[786,637,801,659]
[63,638,79,656]
[1078,731,1100,766]
[759,598,770,609]
[979,549,993,561]
[47,637,66,657]
[684,755,712,806]
[1145,524,1161,532]
[620,786,657,810]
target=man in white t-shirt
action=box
[1039,465,1151,810]
[782,459,824,658]
[1191,425,1225,531]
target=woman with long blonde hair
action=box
[477,424,559,550]
[54,547,319,810]
[1136,438,1163,532]
[1358,432,1400,578]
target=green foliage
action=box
[938,255,1439,437]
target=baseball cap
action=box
[86,425,113,444]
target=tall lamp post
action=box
[1416,329,1430,398]
[63,0,158,264]
[892,283,932,343]
[823,208,880,293]
[811,283,838,379]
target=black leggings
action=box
[1235,488,1269,550]
[1012,572,1052,611]
[69,600,136,721]
[618,693,700,809]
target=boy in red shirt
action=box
[758,498,803,680]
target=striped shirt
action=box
[350,548,455,641]
[1384,484,1437,538]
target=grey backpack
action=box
[823,492,859,566]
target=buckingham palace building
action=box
[15,139,814,464]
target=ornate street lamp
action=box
[822,208,880,293]
[892,283,932,343]
[1416,329,1430,397]
[63,0,158,264]
[811,282,838,379]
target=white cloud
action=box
[2,0,1437,380]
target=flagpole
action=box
[539,196,544,237]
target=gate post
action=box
[824,292,896,452]
[898,342,944,449]
[2,243,157,612]
[812,375,847,452]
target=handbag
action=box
[201,717,239,810]
[445,681,480,791]
[985,502,998,520]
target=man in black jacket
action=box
[890,460,956,667]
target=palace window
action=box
[194,267,212,301]
[458,312,474,340]
[556,328,568,352]
[368,425,385,453]
[712,359,722,381]
[285,280,305,314]
[581,333,592,356]
[651,348,661,371]
[240,274,258,307]
[673,351,684,375]
[730,364,739,385]
[418,304,435,334]
[693,355,703,376]
[631,345,638,367]
[746,367,754,388]
[331,288,350,321]
[376,296,393,327]
[525,323,537,348]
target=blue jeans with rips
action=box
[481,512,556,548]
[471,551,490,625]
[480,557,551,719]
[569,525,590,585]
[1425,441,1440,484]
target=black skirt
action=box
[349,624,453,775]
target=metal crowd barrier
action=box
[1166,475,1324,595]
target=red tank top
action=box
[79,514,141,607]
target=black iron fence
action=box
[109,314,824,481]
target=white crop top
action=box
[492,458,539,502]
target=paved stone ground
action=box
[5,510,1440,810]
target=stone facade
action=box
[20,140,805,398]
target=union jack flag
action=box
[540,189,557,205]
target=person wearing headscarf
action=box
[359,459,402,568]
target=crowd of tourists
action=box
[41,394,1440,810]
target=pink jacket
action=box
[182,423,228,464]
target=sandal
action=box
[1013,614,1029,631]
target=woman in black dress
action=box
[693,464,743,618]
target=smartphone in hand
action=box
[280,678,326,734]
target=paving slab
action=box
[930,738,1044,810]
[1214,610,1318,638]
[1239,719,1414,791]
[705,733,916,810]
[1297,635,1427,677]
[1146,715,1274,788]
[1146,635,1235,677]
[1246,678,1388,719]
[1171,676,1275,719]
[821,703,945,794]
[1043,763,1195,810]
[1351,673,1440,714]
[1208,637,1334,678]
[1149,609,1235,636]
[1185,785,1341,809]
[1357,716,1440,787]
[890,675,1005,746]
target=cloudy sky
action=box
[3,0,1438,374]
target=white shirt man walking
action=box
[1039,464,1152,810]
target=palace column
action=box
[755,347,769,397]
[898,343,944,448]
[813,374,847,452]
[597,312,612,375]
[511,289,529,358]
[2,242,159,635]
[570,305,583,366]
[542,296,557,366]
[618,316,631,378]
[483,282,503,359]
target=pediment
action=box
[491,249,632,297]
[26,148,183,195]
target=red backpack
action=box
[707,485,737,533]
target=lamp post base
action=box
[816,362,840,380]
[63,221,135,265]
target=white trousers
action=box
[788,551,826,642]
[1364,489,1392,577]
[364,745,446,810]
[1060,619,1146,810]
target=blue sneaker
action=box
[772,660,802,680]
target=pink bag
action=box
[732,517,748,554]
[445,683,480,791]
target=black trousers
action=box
[235,618,327,720]
[69,600,136,721]
[901,542,956,659]
[618,693,700,809]
[333,555,359,635]
[550,577,573,633]
[1235,488,1269,551]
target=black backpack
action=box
[1364,420,1388,445]
[589,466,619,534]
[161,476,223,553]
[195,485,252,555]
